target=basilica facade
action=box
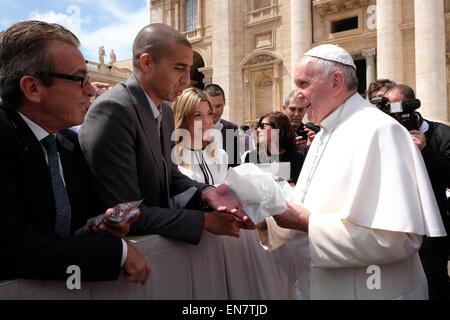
[149,0,450,126]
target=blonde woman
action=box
[172,88,291,299]
[172,87,227,184]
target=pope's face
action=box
[293,57,333,125]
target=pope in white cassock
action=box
[257,44,447,300]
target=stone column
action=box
[243,70,252,124]
[376,0,403,82]
[180,0,186,32]
[198,66,213,86]
[415,0,448,121]
[290,0,311,84]
[273,62,282,111]
[197,0,203,29]
[212,0,231,118]
[362,48,376,89]
[174,0,180,31]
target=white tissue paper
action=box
[224,163,292,224]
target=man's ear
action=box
[330,71,345,96]
[19,76,42,104]
[140,53,154,73]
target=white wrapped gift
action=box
[224,163,291,224]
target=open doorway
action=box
[190,51,205,89]
[355,58,367,97]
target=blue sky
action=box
[0,0,150,63]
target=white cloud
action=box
[79,4,149,63]
[30,5,89,36]
[28,1,150,62]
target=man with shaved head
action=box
[79,23,245,245]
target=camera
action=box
[305,122,321,133]
[370,96,389,109]
[378,99,420,131]
[296,130,308,140]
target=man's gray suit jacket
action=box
[79,75,207,244]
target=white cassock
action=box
[258,93,447,300]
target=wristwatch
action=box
[199,185,216,209]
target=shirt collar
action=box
[18,111,53,142]
[212,120,223,130]
[142,89,162,120]
[319,101,344,132]
[419,118,429,133]
[319,92,360,132]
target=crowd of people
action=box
[0,20,449,300]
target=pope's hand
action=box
[273,201,310,232]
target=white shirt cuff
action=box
[120,239,128,267]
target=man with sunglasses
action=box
[0,21,150,284]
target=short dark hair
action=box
[132,23,191,71]
[0,20,80,107]
[387,84,416,100]
[258,111,296,152]
[204,83,225,99]
[366,78,396,100]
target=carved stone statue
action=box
[109,49,117,65]
[98,46,105,64]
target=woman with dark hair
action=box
[242,111,305,184]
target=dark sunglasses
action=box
[42,72,90,88]
[258,122,275,129]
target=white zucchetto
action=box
[304,44,356,70]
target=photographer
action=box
[384,84,450,300]
[282,90,320,156]
[366,78,396,102]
